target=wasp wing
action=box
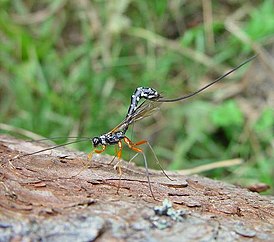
[109,117,128,133]
[126,99,162,125]
[109,99,162,133]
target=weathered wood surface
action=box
[0,135,273,241]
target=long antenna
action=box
[158,55,256,103]
[19,139,90,158]
[26,136,91,142]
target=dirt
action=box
[0,135,273,241]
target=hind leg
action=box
[123,137,156,200]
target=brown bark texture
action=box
[0,135,273,241]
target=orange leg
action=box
[124,137,147,152]
[113,141,123,173]
[117,140,123,159]
[88,145,106,160]
[123,137,156,200]
[114,141,123,194]
[125,137,172,182]
[71,145,107,178]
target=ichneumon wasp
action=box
[17,55,256,200]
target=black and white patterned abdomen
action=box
[127,87,160,117]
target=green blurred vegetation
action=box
[0,1,273,193]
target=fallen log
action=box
[0,135,273,241]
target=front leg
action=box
[71,145,107,178]
[88,145,106,160]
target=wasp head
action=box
[91,137,101,147]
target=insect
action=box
[18,56,256,199]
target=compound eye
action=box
[92,137,100,147]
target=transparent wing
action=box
[109,99,162,133]
[109,117,129,133]
[126,99,162,125]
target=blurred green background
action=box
[0,0,273,193]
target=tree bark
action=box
[0,135,273,241]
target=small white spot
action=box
[100,136,106,145]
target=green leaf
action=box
[211,100,244,127]
[254,108,274,131]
